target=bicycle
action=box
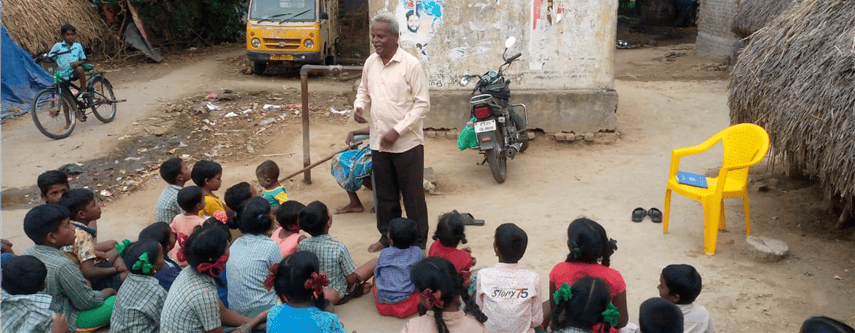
[31,54,123,139]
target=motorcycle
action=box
[459,37,529,183]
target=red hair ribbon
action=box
[263,263,280,291]
[176,233,189,263]
[458,270,472,286]
[213,210,229,224]
[197,255,228,278]
[421,288,444,309]
[304,272,330,298]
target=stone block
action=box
[745,236,789,262]
[426,130,437,138]
[445,131,457,140]
[554,133,567,142]
[423,167,436,183]
[584,133,596,142]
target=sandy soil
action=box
[1,43,853,332]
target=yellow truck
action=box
[246,0,339,74]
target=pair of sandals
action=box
[632,207,663,223]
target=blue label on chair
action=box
[677,171,709,188]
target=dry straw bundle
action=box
[729,0,855,211]
[1,0,119,56]
[730,0,801,39]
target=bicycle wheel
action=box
[31,87,76,140]
[90,77,116,123]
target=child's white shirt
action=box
[475,263,543,333]
[677,303,715,333]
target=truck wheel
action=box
[253,61,266,75]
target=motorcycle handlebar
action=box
[508,53,522,62]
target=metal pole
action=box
[297,65,364,185]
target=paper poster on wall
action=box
[397,0,443,53]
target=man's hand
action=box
[380,130,400,149]
[101,288,117,298]
[1,239,13,254]
[346,131,356,148]
[50,314,69,333]
[354,107,367,123]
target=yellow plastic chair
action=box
[663,123,770,255]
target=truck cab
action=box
[246,0,339,74]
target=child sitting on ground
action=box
[224,181,259,240]
[374,218,425,318]
[429,211,476,284]
[639,298,683,333]
[169,186,207,266]
[110,239,167,333]
[160,223,268,333]
[476,223,543,332]
[800,316,855,333]
[192,160,226,217]
[38,170,69,204]
[226,197,283,313]
[268,251,347,332]
[138,222,180,290]
[1,255,70,333]
[272,200,307,257]
[548,218,628,332]
[658,264,714,333]
[22,204,116,331]
[551,278,619,333]
[256,160,289,210]
[155,157,191,224]
[402,256,488,332]
[59,188,125,291]
[297,201,377,306]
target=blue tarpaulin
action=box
[1,25,53,119]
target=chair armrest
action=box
[668,135,722,178]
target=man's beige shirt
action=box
[354,48,430,153]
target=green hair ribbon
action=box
[570,241,582,259]
[115,239,131,257]
[601,303,620,327]
[553,283,573,304]
[132,252,153,274]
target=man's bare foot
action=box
[335,203,364,214]
[367,242,386,253]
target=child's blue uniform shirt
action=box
[48,42,86,79]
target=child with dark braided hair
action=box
[402,257,488,333]
[547,218,628,332]
[160,223,268,333]
[551,277,620,333]
[267,251,347,332]
[110,239,167,333]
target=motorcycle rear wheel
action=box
[486,147,507,183]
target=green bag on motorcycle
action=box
[457,117,479,150]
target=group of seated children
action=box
[5,160,854,333]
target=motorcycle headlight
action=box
[251,38,261,48]
[304,39,314,49]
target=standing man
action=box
[354,13,430,253]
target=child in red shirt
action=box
[428,211,476,285]
[548,218,628,332]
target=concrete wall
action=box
[366,0,619,132]
[696,0,740,59]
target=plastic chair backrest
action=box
[720,123,770,182]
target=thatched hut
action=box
[1,0,119,56]
[729,0,855,225]
[730,0,801,39]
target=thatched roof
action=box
[730,0,801,39]
[729,0,855,201]
[1,0,119,56]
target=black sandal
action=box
[648,208,663,223]
[631,207,647,222]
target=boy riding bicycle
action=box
[49,24,89,98]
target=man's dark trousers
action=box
[372,145,429,248]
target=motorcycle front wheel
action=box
[485,146,507,183]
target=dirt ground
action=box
[2,40,853,332]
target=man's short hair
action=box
[371,13,400,35]
[255,160,279,180]
[24,204,71,245]
[639,297,684,333]
[61,24,76,35]
[37,170,69,196]
[160,157,183,185]
[495,223,528,263]
[299,201,329,236]
[59,189,95,220]
[661,264,702,304]
[1,255,48,295]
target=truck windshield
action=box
[249,0,316,22]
